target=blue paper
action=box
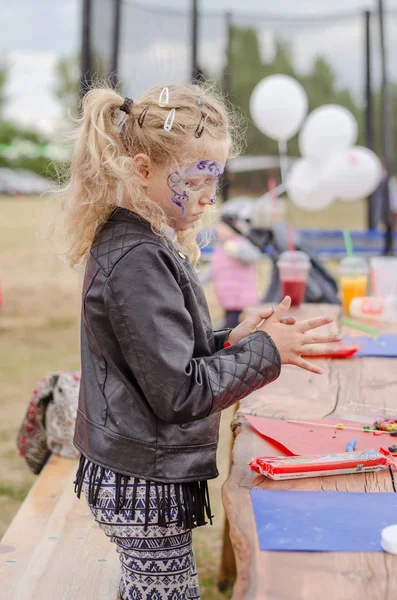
[344,334,397,358]
[250,489,397,552]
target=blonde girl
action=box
[64,83,341,599]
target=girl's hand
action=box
[258,298,342,374]
[227,298,296,347]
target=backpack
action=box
[17,371,81,474]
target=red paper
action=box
[245,415,393,456]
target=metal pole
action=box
[109,0,122,88]
[378,0,394,254]
[223,12,232,99]
[364,10,376,230]
[191,0,199,82]
[80,0,92,97]
[221,12,232,203]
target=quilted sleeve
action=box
[213,328,232,352]
[105,243,281,424]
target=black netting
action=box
[89,2,397,101]
[88,1,397,172]
[118,1,190,96]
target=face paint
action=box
[167,171,189,216]
[184,160,224,179]
[167,160,224,216]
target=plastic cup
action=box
[339,256,368,315]
[370,257,397,296]
[277,251,310,307]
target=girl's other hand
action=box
[258,300,342,374]
[227,297,296,347]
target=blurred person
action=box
[212,217,262,328]
[58,83,341,600]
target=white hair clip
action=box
[164,108,176,132]
[159,86,169,107]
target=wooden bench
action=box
[0,455,120,599]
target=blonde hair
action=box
[58,82,240,267]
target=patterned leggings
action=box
[81,462,201,599]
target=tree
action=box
[300,57,362,143]
[0,55,9,120]
[53,53,80,117]
[53,51,114,118]
[372,82,397,172]
[226,26,364,160]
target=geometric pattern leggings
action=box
[82,463,201,599]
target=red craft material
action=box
[302,344,360,359]
[249,448,396,480]
[245,415,396,456]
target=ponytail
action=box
[61,88,164,267]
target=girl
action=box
[61,83,341,599]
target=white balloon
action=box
[286,158,334,211]
[250,75,308,142]
[323,146,383,201]
[299,104,358,161]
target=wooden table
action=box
[222,304,397,600]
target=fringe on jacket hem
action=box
[73,454,214,531]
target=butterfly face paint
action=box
[167,160,224,216]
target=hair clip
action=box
[195,95,203,108]
[119,97,134,114]
[137,106,149,128]
[159,87,169,107]
[164,108,176,132]
[194,113,206,138]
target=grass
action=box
[0,194,365,598]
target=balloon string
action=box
[268,177,278,224]
[278,140,289,184]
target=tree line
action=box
[0,26,396,179]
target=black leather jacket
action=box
[73,208,281,482]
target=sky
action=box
[1,0,396,136]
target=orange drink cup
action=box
[340,276,368,314]
[339,257,368,315]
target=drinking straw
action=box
[343,229,354,259]
[287,223,295,253]
[342,229,356,297]
[339,317,380,337]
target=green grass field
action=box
[0,195,365,598]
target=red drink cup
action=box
[280,279,306,306]
[277,251,310,307]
